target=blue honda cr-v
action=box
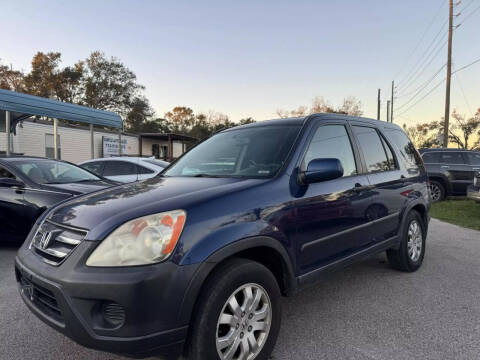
[16,113,430,360]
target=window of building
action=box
[304,125,357,177]
[0,112,5,133]
[438,152,465,165]
[45,134,61,159]
[103,161,137,176]
[352,126,393,173]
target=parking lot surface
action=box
[1,219,479,360]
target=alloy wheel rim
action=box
[407,220,423,262]
[429,184,441,201]
[216,283,272,360]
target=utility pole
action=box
[390,81,394,123]
[377,89,381,120]
[443,0,454,147]
[387,100,391,123]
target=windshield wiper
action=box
[192,174,224,178]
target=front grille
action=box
[19,274,63,323]
[30,219,87,266]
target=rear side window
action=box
[82,161,105,176]
[352,126,393,173]
[385,129,422,168]
[304,124,357,177]
[466,152,480,166]
[103,161,137,176]
[421,152,440,164]
[438,152,465,165]
[0,166,15,179]
[137,165,155,174]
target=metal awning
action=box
[0,89,122,129]
[1,89,123,158]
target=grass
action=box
[430,198,480,231]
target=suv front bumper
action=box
[15,241,200,359]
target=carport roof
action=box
[0,89,122,129]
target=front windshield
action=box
[164,125,301,178]
[13,159,102,184]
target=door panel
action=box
[438,152,470,194]
[0,186,27,241]
[291,123,375,274]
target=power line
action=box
[393,0,446,81]
[453,66,474,117]
[396,20,448,89]
[396,63,446,99]
[453,56,480,73]
[396,40,447,97]
[396,77,446,117]
[396,63,446,110]
[457,1,480,26]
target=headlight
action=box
[86,210,186,267]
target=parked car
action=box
[15,114,430,360]
[80,156,169,183]
[467,171,480,203]
[419,148,480,201]
[0,156,115,243]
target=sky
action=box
[1,0,479,127]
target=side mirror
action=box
[0,177,24,188]
[300,158,343,185]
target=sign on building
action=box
[102,136,127,157]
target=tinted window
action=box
[164,125,301,178]
[13,160,100,184]
[352,126,391,173]
[385,129,422,167]
[380,135,397,170]
[466,152,480,166]
[0,166,15,179]
[438,152,465,165]
[421,152,440,164]
[137,165,155,174]
[304,125,357,177]
[81,162,105,176]
[103,161,137,176]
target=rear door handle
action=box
[441,165,450,169]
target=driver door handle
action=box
[12,186,25,194]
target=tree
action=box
[239,117,255,125]
[81,51,145,117]
[0,61,24,91]
[164,106,195,133]
[448,109,480,150]
[276,96,363,118]
[23,52,62,98]
[124,96,154,132]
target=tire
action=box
[429,180,445,202]
[387,210,426,272]
[186,258,282,360]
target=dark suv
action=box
[419,148,480,201]
[16,114,430,360]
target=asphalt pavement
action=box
[1,219,479,360]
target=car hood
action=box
[48,176,265,239]
[44,181,114,195]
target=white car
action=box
[79,157,169,183]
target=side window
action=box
[385,129,422,167]
[421,152,440,164]
[82,162,105,176]
[103,161,136,176]
[438,152,465,165]
[466,152,480,166]
[380,135,397,170]
[0,166,15,179]
[304,125,357,177]
[352,126,392,173]
[137,165,155,174]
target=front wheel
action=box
[187,258,281,360]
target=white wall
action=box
[0,121,138,164]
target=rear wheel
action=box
[187,258,281,360]
[387,210,426,272]
[429,180,445,202]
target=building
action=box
[0,90,197,164]
[0,118,197,164]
